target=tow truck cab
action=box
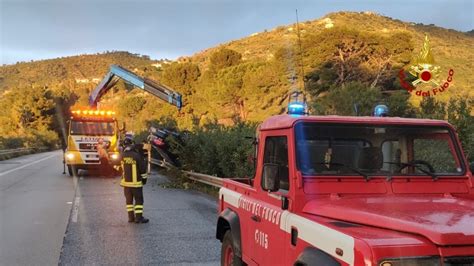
[217,114,474,266]
[64,109,121,176]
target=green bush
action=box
[210,48,242,70]
[160,62,200,96]
[0,136,25,149]
[171,121,257,178]
[26,130,59,149]
[418,96,474,160]
[312,82,382,116]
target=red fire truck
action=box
[216,103,474,265]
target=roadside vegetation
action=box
[161,96,473,179]
[169,120,258,178]
[0,12,472,170]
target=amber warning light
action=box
[71,110,116,116]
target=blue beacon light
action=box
[373,104,389,117]
[288,102,306,115]
[287,90,308,116]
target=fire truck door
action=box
[249,135,289,264]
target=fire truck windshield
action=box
[295,122,465,177]
[70,121,115,136]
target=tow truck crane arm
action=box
[88,65,182,173]
[89,65,182,110]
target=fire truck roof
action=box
[259,115,452,131]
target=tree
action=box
[0,85,60,148]
[305,62,338,98]
[446,97,474,159]
[417,96,474,160]
[385,90,416,117]
[118,96,146,118]
[302,27,413,92]
[418,96,446,120]
[161,62,200,96]
[312,82,381,116]
[210,48,242,70]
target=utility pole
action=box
[295,9,306,92]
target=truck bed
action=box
[222,178,254,194]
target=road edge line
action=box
[0,153,57,176]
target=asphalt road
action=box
[0,151,73,265]
[0,151,220,266]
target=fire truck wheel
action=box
[67,165,78,177]
[221,230,243,266]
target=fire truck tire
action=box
[294,247,340,266]
[217,209,242,258]
[67,165,78,177]
[221,230,244,266]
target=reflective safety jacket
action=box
[119,147,148,187]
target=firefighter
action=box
[120,137,149,223]
[97,138,110,175]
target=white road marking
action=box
[0,153,57,176]
[71,196,80,223]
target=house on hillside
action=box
[75,78,89,83]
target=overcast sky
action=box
[1,0,473,65]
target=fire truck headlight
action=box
[110,153,119,160]
[379,257,440,266]
[66,153,75,160]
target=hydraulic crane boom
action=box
[89,65,182,110]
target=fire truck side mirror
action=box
[262,163,280,192]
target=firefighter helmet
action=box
[123,137,134,147]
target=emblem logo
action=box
[398,35,454,97]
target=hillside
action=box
[184,11,474,103]
[0,51,161,92]
[0,12,473,142]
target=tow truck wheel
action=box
[221,230,243,266]
[67,165,78,177]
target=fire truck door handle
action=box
[291,227,298,246]
[251,215,261,222]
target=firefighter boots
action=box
[135,213,149,223]
[128,211,135,223]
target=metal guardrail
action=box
[0,147,49,158]
[149,158,223,188]
[0,148,32,156]
[183,171,223,188]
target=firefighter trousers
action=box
[99,157,112,176]
[124,187,144,219]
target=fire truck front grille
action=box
[444,256,474,265]
[85,160,100,164]
[79,143,97,151]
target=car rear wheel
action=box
[221,230,243,266]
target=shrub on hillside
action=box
[417,96,474,160]
[312,82,382,116]
[26,130,59,149]
[0,136,25,149]
[170,121,258,178]
[210,48,242,70]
